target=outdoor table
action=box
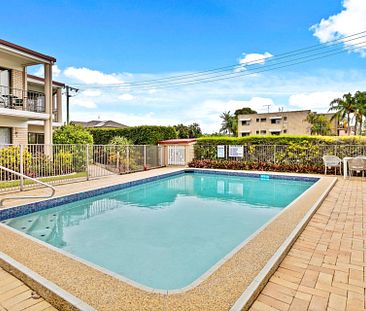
[343,156,366,179]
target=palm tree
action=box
[329,93,355,135]
[220,111,236,136]
[354,91,366,135]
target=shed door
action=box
[168,145,186,165]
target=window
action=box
[260,130,267,134]
[271,131,281,136]
[0,68,11,88]
[260,118,266,122]
[284,129,287,134]
[256,130,259,134]
[28,132,44,144]
[241,120,250,126]
[284,116,287,121]
[241,132,250,137]
[271,119,281,124]
[0,127,11,145]
[256,118,259,122]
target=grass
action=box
[0,172,87,189]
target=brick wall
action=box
[11,69,24,90]
[12,127,28,145]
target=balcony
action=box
[0,85,46,113]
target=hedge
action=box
[196,135,366,146]
[88,126,177,145]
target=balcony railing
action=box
[0,85,46,113]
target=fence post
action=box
[334,145,337,156]
[143,145,147,169]
[86,144,90,181]
[20,144,24,191]
[126,146,130,172]
[273,145,276,164]
[116,151,120,173]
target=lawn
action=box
[0,172,87,190]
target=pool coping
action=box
[0,168,337,310]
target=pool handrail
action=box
[0,165,55,207]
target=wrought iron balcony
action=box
[0,85,46,113]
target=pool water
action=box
[4,172,314,290]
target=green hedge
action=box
[197,135,366,146]
[88,126,177,145]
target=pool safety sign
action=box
[228,145,244,158]
[217,145,225,158]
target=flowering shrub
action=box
[188,159,328,174]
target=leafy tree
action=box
[53,125,94,145]
[219,111,237,136]
[234,107,257,117]
[174,123,202,138]
[305,112,331,135]
[188,123,202,138]
[174,124,190,138]
[329,93,355,136]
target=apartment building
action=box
[237,110,338,137]
[0,39,63,146]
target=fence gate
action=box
[168,146,186,165]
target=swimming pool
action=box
[2,171,316,290]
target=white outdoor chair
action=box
[348,158,366,180]
[322,155,342,175]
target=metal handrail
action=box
[0,165,56,207]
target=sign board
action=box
[217,145,225,158]
[228,145,243,158]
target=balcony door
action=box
[0,68,11,107]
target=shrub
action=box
[188,159,326,174]
[197,135,366,146]
[53,124,94,145]
[88,126,177,145]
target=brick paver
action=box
[250,178,366,311]
[0,267,57,311]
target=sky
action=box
[2,0,366,133]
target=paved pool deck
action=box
[0,168,338,310]
[250,178,366,311]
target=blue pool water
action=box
[3,172,315,290]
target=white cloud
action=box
[63,67,123,85]
[72,98,97,109]
[311,0,366,56]
[288,91,344,112]
[32,65,61,78]
[118,93,134,101]
[82,89,102,97]
[236,52,273,72]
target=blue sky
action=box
[2,0,366,132]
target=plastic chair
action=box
[322,155,342,175]
[348,158,366,180]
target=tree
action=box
[53,124,94,144]
[305,112,331,135]
[234,107,257,117]
[188,123,202,138]
[219,111,237,136]
[329,93,355,136]
[353,91,366,135]
[174,123,202,138]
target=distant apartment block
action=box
[0,39,63,145]
[237,110,338,137]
